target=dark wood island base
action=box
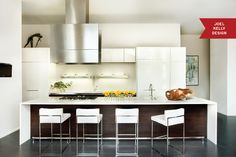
[31,105,207,139]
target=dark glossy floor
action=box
[0,113,235,157]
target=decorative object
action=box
[103,90,136,97]
[165,88,193,101]
[50,81,72,93]
[186,55,199,86]
[24,33,43,48]
[0,63,12,77]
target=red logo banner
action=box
[200,18,236,39]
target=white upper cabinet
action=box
[101,48,136,62]
[22,48,50,62]
[124,48,136,62]
[101,48,124,62]
[136,47,170,60]
[170,47,186,62]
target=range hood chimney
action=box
[50,0,100,64]
[66,0,88,24]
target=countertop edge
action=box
[21,97,217,106]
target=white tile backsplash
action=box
[50,63,136,93]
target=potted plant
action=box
[50,81,72,93]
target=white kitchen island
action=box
[20,97,217,145]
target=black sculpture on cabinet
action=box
[24,33,43,48]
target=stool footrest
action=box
[77,153,99,156]
[53,133,70,136]
[116,153,138,156]
[37,137,70,140]
[118,134,136,136]
[152,135,167,139]
[84,133,102,136]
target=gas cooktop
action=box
[59,95,97,100]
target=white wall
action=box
[227,39,236,115]
[99,24,180,47]
[51,63,136,92]
[181,35,210,99]
[0,0,21,138]
[210,40,228,115]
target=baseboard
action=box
[218,112,236,118]
[0,127,19,139]
[218,112,227,117]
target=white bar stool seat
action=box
[40,113,71,124]
[76,108,103,157]
[151,108,185,155]
[39,108,71,157]
[115,108,139,157]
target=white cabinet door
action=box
[101,48,124,62]
[22,62,49,101]
[136,47,171,98]
[170,62,186,89]
[170,47,186,62]
[136,47,170,60]
[136,60,170,98]
[170,47,186,88]
[22,48,50,101]
[124,48,135,62]
[136,47,186,98]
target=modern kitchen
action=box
[1,0,236,157]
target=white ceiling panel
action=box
[22,0,236,33]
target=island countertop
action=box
[21,96,216,105]
[20,96,217,146]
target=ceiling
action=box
[22,0,236,34]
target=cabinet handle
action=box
[26,90,39,92]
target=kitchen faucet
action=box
[146,83,155,100]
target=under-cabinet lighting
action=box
[95,73,129,79]
[61,73,91,79]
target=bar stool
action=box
[39,108,71,156]
[115,108,139,157]
[151,108,185,155]
[76,108,103,157]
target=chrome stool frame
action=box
[39,108,71,157]
[151,108,185,156]
[115,108,139,157]
[76,108,103,157]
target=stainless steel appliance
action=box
[50,0,100,64]
[49,92,103,100]
[59,95,98,100]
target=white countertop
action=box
[21,96,216,105]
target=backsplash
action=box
[49,63,136,93]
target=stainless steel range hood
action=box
[50,0,100,64]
